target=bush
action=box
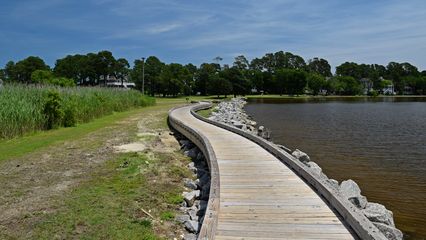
[43,90,64,129]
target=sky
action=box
[0,0,425,71]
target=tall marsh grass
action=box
[0,84,155,139]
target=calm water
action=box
[245,97,426,240]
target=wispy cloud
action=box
[0,0,425,70]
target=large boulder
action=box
[373,222,403,240]
[362,202,395,226]
[306,161,322,176]
[339,180,368,209]
[184,220,200,233]
[291,149,311,163]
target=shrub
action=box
[43,90,64,129]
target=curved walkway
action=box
[170,103,356,239]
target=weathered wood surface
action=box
[170,104,356,240]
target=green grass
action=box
[33,153,160,240]
[160,211,174,221]
[0,107,145,162]
[0,84,155,139]
[197,103,217,118]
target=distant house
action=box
[382,83,395,95]
[403,86,414,95]
[360,78,373,95]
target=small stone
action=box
[362,202,395,226]
[373,222,403,240]
[291,149,310,163]
[183,178,198,190]
[175,215,190,223]
[183,233,197,240]
[184,220,199,233]
[258,126,265,132]
[186,147,199,158]
[183,191,196,207]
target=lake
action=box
[245,97,426,240]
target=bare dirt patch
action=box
[0,103,189,239]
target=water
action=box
[245,97,426,240]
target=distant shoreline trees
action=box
[1,50,426,96]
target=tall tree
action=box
[13,56,50,83]
[307,58,332,77]
[113,58,130,85]
[207,74,232,98]
[233,55,249,70]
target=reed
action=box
[0,84,155,139]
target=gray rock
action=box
[183,233,197,240]
[188,209,198,221]
[339,180,368,209]
[183,191,197,207]
[326,179,339,190]
[183,178,198,190]
[187,162,197,174]
[373,222,403,240]
[186,147,199,158]
[184,220,199,233]
[275,144,292,153]
[362,202,395,226]
[258,125,265,132]
[196,152,204,161]
[291,149,310,163]
[175,214,190,223]
[306,161,322,176]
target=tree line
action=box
[1,50,426,96]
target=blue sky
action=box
[0,0,425,71]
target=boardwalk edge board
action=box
[168,105,220,240]
[169,102,388,240]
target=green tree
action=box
[275,69,307,95]
[220,67,251,97]
[113,58,130,85]
[233,55,249,70]
[207,74,233,97]
[329,76,362,95]
[195,63,219,95]
[31,70,53,84]
[13,56,50,83]
[307,58,332,77]
[307,73,326,95]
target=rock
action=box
[231,120,244,129]
[188,209,198,221]
[306,161,322,176]
[183,178,198,190]
[179,140,190,147]
[196,152,204,161]
[326,179,339,189]
[362,202,395,226]
[175,215,190,223]
[198,172,210,187]
[258,125,265,132]
[339,180,368,209]
[184,220,199,233]
[185,147,199,158]
[291,149,310,163]
[373,222,403,240]
[183,233,197,240]
[183,191,197,207]
[187,162,197,174]
[276,144,291,153]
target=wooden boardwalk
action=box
[170,104,356,239]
